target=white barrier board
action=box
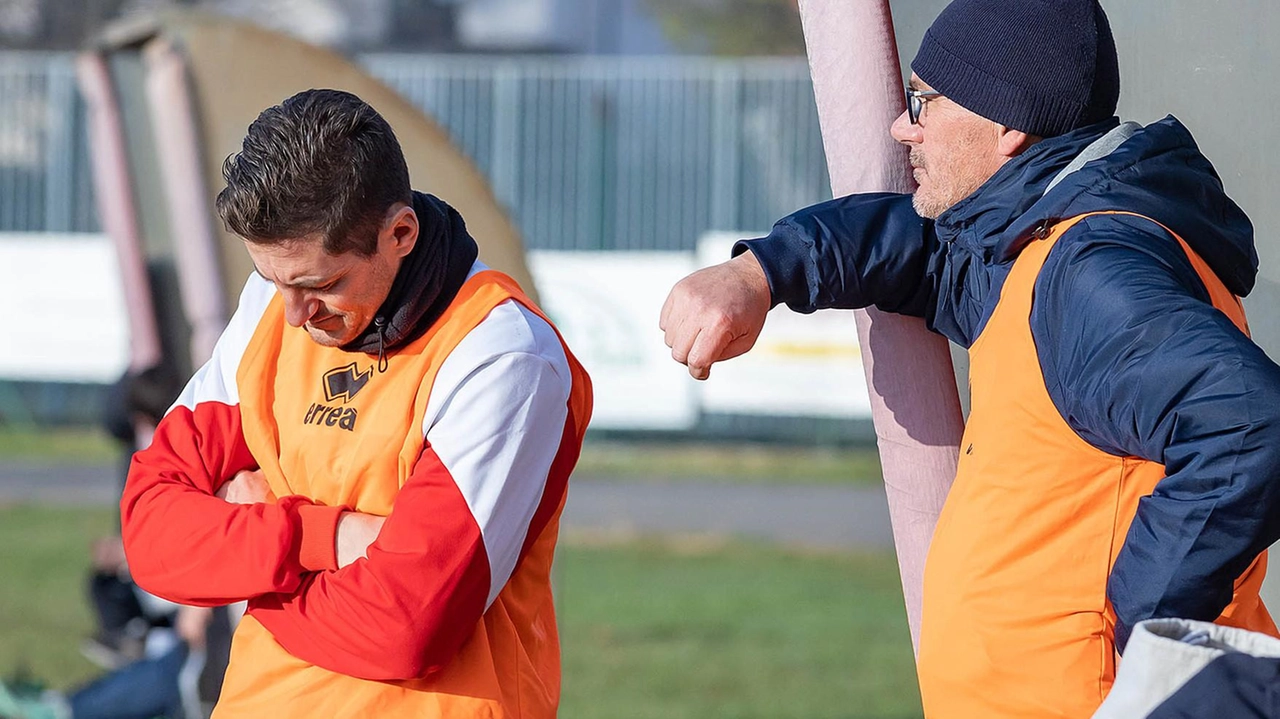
[528,250,699,430]
[1,235,870,424]
[0,234,129,383]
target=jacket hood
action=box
[936,115,1258,296]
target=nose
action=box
[281,289,320,328]
[890,109,921,146]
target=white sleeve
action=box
[421,300,573,606]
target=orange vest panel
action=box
[917,213,1275,719]
[214,270,588,718]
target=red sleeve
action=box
[246,307,587,681]
[121,400,342,606]
[246,446,493,680]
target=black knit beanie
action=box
[911,0,1119,137]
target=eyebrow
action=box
[252,266,341,290]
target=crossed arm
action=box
[121,302,577,679]
[121,409,482,678]
[216,468,383,569]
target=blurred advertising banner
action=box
[1,235,871,426]
[529,240,872,429]
[0,233,129,383]
[694,232,872,418]
[528,250,699,430]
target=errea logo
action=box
[323,363,372,403]
[302,363,371,432]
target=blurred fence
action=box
[0,52,857,437]
[0,52,96,233]
[0,52,832,250]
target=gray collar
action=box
[1043,120,1142,195]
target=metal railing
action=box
[0,52,833,249]
[0,52,96,233]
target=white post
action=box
[797,0,965,656]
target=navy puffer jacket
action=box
[737,116,1280,650]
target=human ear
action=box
[382,204,419,257]
[995,126,1040,158]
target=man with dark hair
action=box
[215,89,412,260]
[120,88,592,717]
[662,0,1280,717]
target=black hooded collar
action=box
[340,191,479,362]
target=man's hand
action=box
[660,251,772,380]
[216,468,275,505]
[336,511,386,568]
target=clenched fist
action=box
[660,251,772,380]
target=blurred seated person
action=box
[87,365,185,668]
[1,604,225,719]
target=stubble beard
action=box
[911,191,944,220]
[908,150,939,219]
[304,320,351,348]
[908,141,995,220]
[910,167,990,220]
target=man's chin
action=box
[912,191,945,220]
[912,181,971,220]
[304,325,348,348]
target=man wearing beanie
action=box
[662,0,1280,717]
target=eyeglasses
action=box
[906,88,943,125]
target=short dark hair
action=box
[215,89,411,256]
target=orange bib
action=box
[214,270,589,718]
[917,213,1275,719]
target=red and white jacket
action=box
[122,262,591,716]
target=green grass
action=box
[0,506,921,717]
[574,439,884,486]
[0,506,115,689]
[0,428,118,466]
[557,539,921,718]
